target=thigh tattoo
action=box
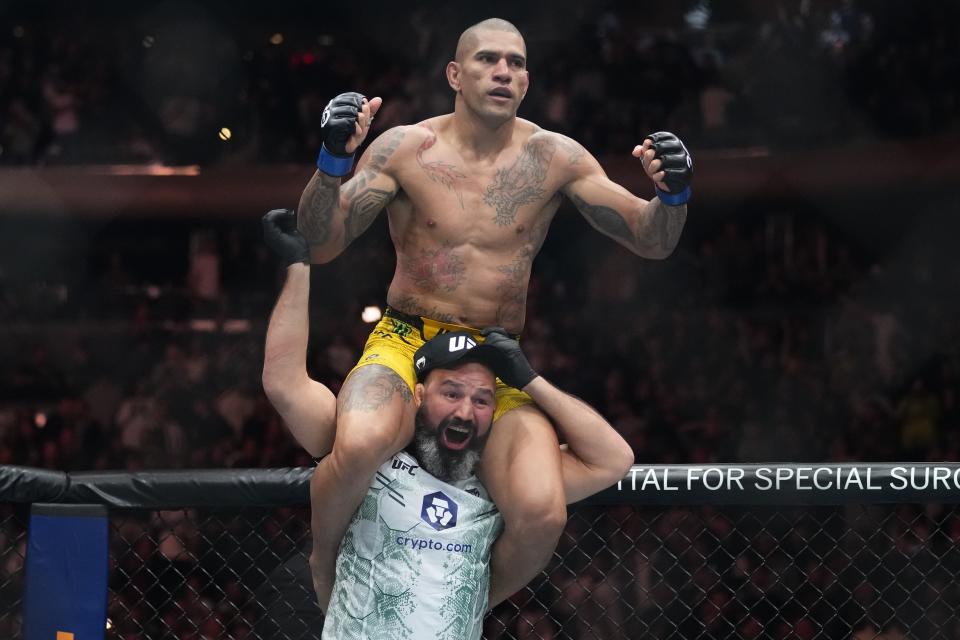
[338,365,412,413]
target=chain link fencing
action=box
[4,499,960,639]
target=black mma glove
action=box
[480,327,538,390]
[262,208,310,266]
[645,131,693,206]
[317,91,366,176]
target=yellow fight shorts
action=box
[349,307,533,421]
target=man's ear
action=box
[414,383,425,408]
[446,61,461,92]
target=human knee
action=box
[330,419,403,473]
[504,487,567,542]
[529,499,567,543]
[611,441,636,482]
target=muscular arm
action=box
[558,136,687,260]
[523,376,635,504]
[261,263,336,457]
[297,127,406,263]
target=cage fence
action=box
[4,498,960,639]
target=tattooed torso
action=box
[380,116,576,333]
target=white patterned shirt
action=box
[322,450,503,640]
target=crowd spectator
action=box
[2,2,959,638]
[1,2,958,166]
[2,201,957,473]
[0,192,956,637]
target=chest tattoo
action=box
[416,127,468,209]
[483,138,556,227]
[402,245,467,293]
[389,295,457,323]
[494,245,533,330]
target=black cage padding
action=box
[0,466,310,508]
[5,464,960,640]
[66,468,312,508]
[4,464,960,508]
[0,466,68,504]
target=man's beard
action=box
[407,410,488,483]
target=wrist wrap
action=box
[317,145,355,177]
[655,185,691,206]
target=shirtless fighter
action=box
[261,207,635,637]
[293,18,692,609]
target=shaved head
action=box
[455,18,525,62]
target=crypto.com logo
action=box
[421,491,458,531]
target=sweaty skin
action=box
[295,23,685,610]
[388,119,564,332]
[298,32,686,334]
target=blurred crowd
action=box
[0,191,957,638]
[1,0,959,166]
[1,203,957,473]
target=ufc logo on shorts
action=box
[449,336,477,352]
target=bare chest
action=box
[392,133,562,246]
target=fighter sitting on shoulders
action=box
[290,17,691,610]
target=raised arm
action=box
[297,93,405,263]
[480,329,635,503]
[525,377,635,503]
[558,131,692,260]
[261,209,337,457]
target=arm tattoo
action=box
[339,364,412,413]
[300,173,341,245]
[571,194,687,257]
[366,128,406,171]
[343,177,392,245]
[483,138,555,226]
[529,197,559,253]
[338,128,407,246]
[401,245,466,293]
[416,126,468,209]
[389,295,457,323]
[556,135,585,165]
[570,193,636,248]
[636,201,687,257]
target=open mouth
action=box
[488,88,512,100]
[440,424,473,451]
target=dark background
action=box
[1,0,958,474]
[2,2,960,639]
